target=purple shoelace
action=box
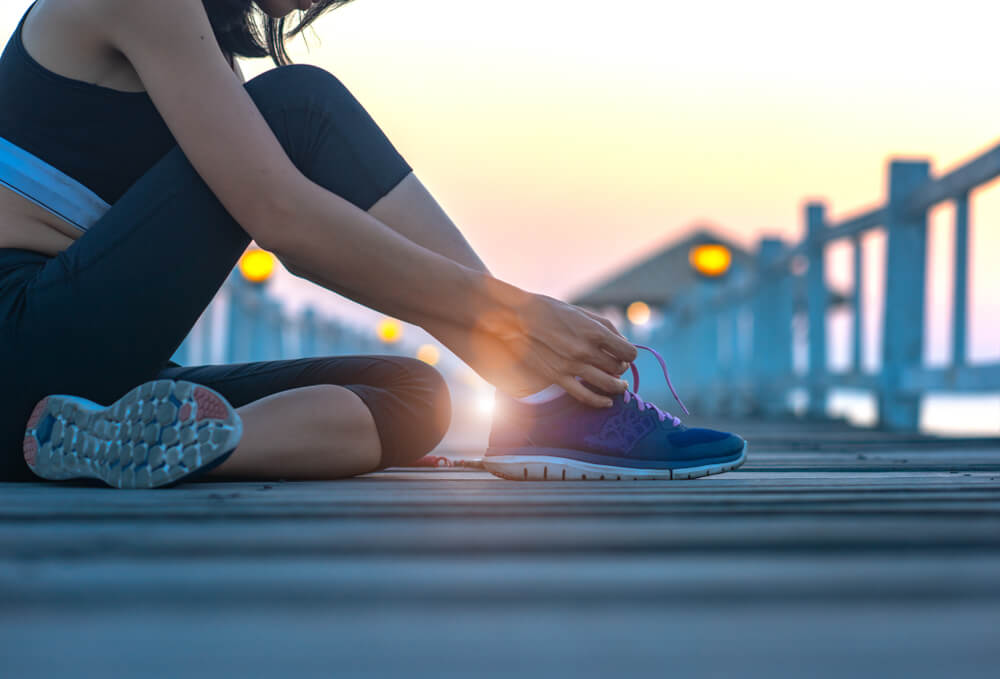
[622,344,690,427]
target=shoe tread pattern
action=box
[22,380,243,489]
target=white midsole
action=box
[482,445,747,481]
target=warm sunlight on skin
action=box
[476,389,496,417]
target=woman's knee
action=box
[244,64,347,110]
[406,358,453,456]
[242,64,411,211]
[372,356,452,467]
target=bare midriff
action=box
[0,185,80,256]
[1,1,242,258]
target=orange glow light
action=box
[376,318,403,343]
[416,344,440,366]
[689,244,732,277]
[238,248,276,284]
[626,301,651,326]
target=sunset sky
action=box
[2,0,998,366]
[249,0,1000,364]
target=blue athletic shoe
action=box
[483,345,746,481]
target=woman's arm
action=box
[98,0,525,332]
[99,0,636,373]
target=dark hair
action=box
[203,1,356,67]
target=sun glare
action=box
[476,390,496,416]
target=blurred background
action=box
[3,0,997,441]
[3,6,1000,674]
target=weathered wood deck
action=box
[2,418,999,678]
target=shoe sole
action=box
[23,379,243,489]
[482,442,747,481]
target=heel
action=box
[22,396,49,469]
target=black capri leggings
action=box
[0,64,452,482]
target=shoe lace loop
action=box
[622,344,690,427]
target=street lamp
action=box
[376,318,403,343]
[626,301,652,326]
[238,247,277,284]
[416,344,440,366]
[689,243,732,278]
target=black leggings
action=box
[0,65,452,482]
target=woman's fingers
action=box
[518,340,622,408]
[556,374,614,408]
[582,308,627,338]
[599,328,638,364]
[575,364,628,398]
[590,348,627,377]
[512,295,637,406]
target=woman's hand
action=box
[499,294,638,408]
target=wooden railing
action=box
[170,269,397,365]
[641,141,1000,430]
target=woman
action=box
[0,0,746,488]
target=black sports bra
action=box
[0,1,177,210]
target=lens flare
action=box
[477,390,496,416]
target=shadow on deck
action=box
[2,418,999,678]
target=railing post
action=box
[225,270,252,363]
[697,283,721,413]
[851,235,863,374]
[806,202,827,418]
[300,307,318,357]
[256,298,284,360]
[200,299,217,364]
[753,237,792,416]
[880,159,930,430]
[953,192,970,367]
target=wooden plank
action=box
[4,515,1000,560]
[3,601,999,679]
[2,424,999,678]
[3,555,1000,608]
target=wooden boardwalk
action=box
[2,418,999,678]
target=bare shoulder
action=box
[71,0,304,252]
[28,0,192,48]
[83,0,238,76]
[17,0,173,92]
[86,0,217,46]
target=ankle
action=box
[498,383,567,405]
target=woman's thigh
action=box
[155,354,452,470]
[0,65,415,480]
[4,64,413,409]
